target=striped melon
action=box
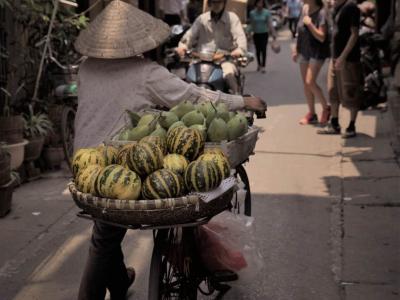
[116,144,136,168]
[184,160,222,192]
[198,153,230,179]
[96,164,141,200]
[98,145,119,165]
[140,135,167,155]
[163,154,189,175]
[142,168,185,200]
[72,148,105,177]
[128,141,164,177]
[203,147,228,159]
[166,127,204,161]
[76,164,103,194]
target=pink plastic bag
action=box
[197,211,264,283]
[198,222,247,272]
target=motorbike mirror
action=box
[246,52,255,63]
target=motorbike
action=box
[359,11,388,110]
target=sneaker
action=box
[299,112,318,125]
[317,123,341,135]
[257,66,261,72]
[261,67,266,73]
[342,128,356,138]
[320,106,331,125]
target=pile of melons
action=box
[73,125,231,201]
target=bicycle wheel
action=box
[61,105,76,172]
[234,164,251,216]
[148,228,200,300]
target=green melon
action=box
[98,145,119,165]
[96,164,142,200]
[163,154,189,175]
[72,148,105,177]
[128,141,164,177]
[76,164,103,194]
[184,160,222,192]
[116,144,136,168]
[142,168,185,199]
[198,153,230,179]
[140,135,167,155]
[166,127,204,161]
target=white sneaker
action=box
[261,67,266,73]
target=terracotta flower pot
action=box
[43,146,65,169]
[24,136,45,162]
[1,140,29,170]
[0,115,24,144]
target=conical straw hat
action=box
[75,0,170,59]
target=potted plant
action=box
[23,104,53,162]
[22,104,53,178]
[0,85,25,144]
[0,85,29,170]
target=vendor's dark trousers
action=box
[253,32,269,67]
[78,221,129,300]
[164,14,181,26]
[288,17,299,38]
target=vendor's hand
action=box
[231,49,242,58]
[243,96,266,112]
[175,47,187,57]
[303,15,312,26]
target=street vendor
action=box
[175,0,247,94]
[73,1,266,299]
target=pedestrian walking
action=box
[318,0,362,138]
[73,2,266,299]
[248,0,277,73]
[292,0,331,125]
[159,0,186,26]
[286,0,303,38]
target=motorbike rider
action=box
[175,0,247,94]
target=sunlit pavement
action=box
[0,29,399,300]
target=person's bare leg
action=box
[300,63,315,114]
[306,62,329,110]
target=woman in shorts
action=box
[292,0,331,125]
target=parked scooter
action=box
[359,11,388,110]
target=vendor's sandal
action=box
[342,128,356,139]
[319,106,331,125]
[317,124,341,135]
[299,112,318,125]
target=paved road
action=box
[0,32,399,300]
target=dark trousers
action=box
[78,221,129,300]
[253,32,269,67]
[164,14,181,26]
[288,17,299,38]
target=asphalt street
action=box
[0,31,399,300]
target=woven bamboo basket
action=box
[69,180,235,227]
